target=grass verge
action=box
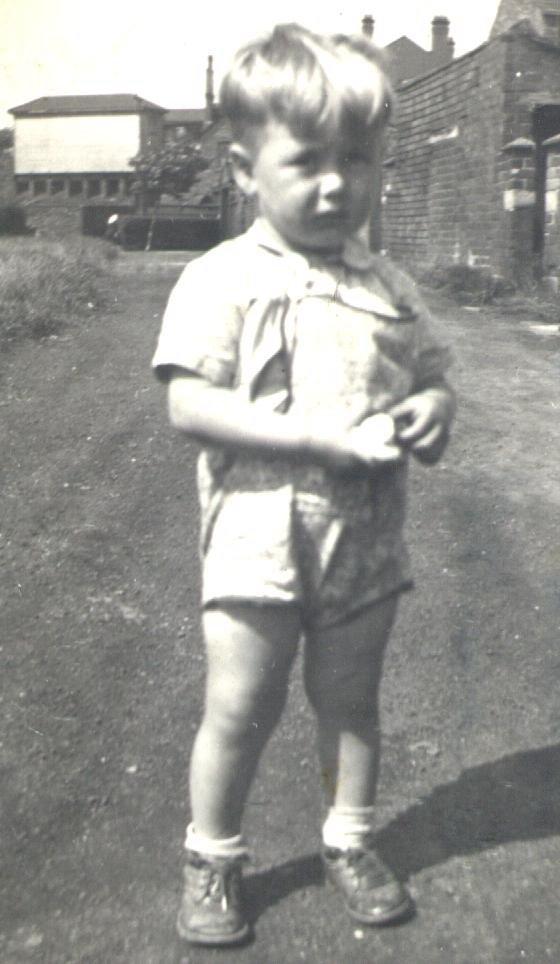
[419,263,560,322]
[0,237,117,345]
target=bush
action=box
[420,264,515,304]
[0,238,116,344]
[0,204,33,236]
[491,286,560,322]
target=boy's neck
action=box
[255,217,347,260]
[250,217,376,274]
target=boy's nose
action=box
[318,171,345,202]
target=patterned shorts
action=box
[201,486,412,630]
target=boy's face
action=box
[233,119,382,253]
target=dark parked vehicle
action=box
[101,204,221,251]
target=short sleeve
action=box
[151,243,245,386]
[370,255,452,390]
[411,305,453,390]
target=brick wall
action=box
[501,31,560,143]
[500,32,560,280]
[0,151,84,238]
[426,137,465,263]
[382,30,560,282]
[383,40,506,274]
[139,111,165,153]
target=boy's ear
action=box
[229,143,257,197]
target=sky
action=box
[0,0,500,127]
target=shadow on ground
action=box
[243,742,560,919]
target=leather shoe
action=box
[323,840,412,925]
[177,850,250,946]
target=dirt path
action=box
[1,256,560,963]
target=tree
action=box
[130,137,208,209]
[0,128,14,152]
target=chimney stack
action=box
[362,14,374,38]
[431,16,453,66]
[205,55,215,122]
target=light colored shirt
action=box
[152,218,451,570]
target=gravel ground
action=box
[1,251,559,963]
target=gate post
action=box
[500,137,537,285]
[542,134,560,291]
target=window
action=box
[50,178,65,195]
[87,179,101,198]
[69,179,83,197]
[16,178,30,194]
[33,179,47,196]
[106,178,119,197]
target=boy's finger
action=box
[388,399,414,421]
[411,423,441,451]
[364,443,403,465]
[396,414,431,443]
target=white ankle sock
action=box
[185,823,248,859]
[322,806,375,851]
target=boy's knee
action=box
[207,677,288,736]
[305,674,380,722]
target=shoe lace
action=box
[199,861,241,911]
[345,849,392,888]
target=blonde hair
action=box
[220,23,394,142]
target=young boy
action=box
[152,23,454,947]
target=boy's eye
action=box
[291,150,320,171]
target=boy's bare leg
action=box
[304,596,398,808]
[304,596,411,925]
[189,602,302,839]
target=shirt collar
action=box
[247,217,377,273]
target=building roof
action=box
[164,108,206,127]
[9,94,165,117]
[385,36,437,83]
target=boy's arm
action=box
[375,260,455,465]
[168,370,401,471]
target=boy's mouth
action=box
[313,211,348,226]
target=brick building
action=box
[8,6,560,277]
[9,94,166,202]
[382,0,560,284]
[164,57,218,143]
[179,17,457,242]
[379,15,455,84]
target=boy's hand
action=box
[308,411,402,472]
[348,413,403,468]
[389,385,455,464]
